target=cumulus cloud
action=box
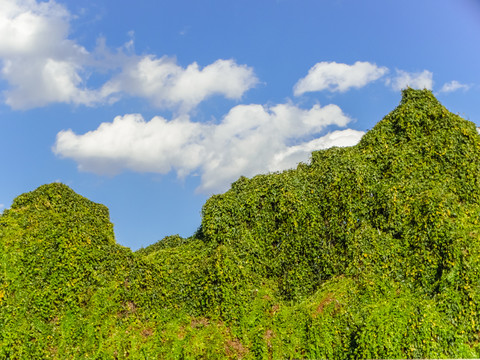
[293,61,388,95]
[2,57,103,108]
[54,114,205,176]
[0,0,70,57]
[101,57,258,113]
[386,69,433,91]
[0,0,98,108]
[439,80,471,93]
[54,102,363,193]
[0,0,257,110]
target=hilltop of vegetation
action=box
[2,89,480,358]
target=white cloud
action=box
[54,113,205,176]
[294,63,438,95]
[2,57,103,108]
[54,102,362,194]
[0,0,97,108]
[101,57,258,113]
[0,0,70,57]
[293,61,388,95]
[439,80,471,93]
[386,69,433,91]
[0,0,257,111]
[269,129,364,172]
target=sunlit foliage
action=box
[2,89,480,358]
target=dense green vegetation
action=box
[2,89,480,358]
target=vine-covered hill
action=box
[2,89,480,358]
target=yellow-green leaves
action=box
[3,90,480,358]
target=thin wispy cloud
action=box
[439,80,471,93]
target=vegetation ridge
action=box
[2,89,480,358]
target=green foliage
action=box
[2,89,480,357]
[135,234,189,256]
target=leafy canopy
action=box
[2,89,480,358]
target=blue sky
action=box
[1,0,479,250]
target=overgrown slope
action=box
[2,89,480,358]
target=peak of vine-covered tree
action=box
[2,89,480,358]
